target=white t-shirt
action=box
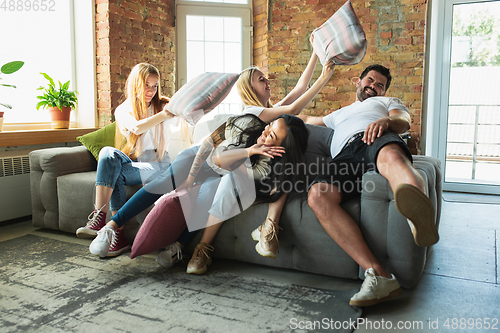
[242,101,282,117]
[114,99,179,158]
[322,97,409,159]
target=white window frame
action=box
[3,0,96,131]
[424,0,500,194]
[175,0,253,90]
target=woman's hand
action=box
[161,104,175,120]
[320,59,335,79]
[247,144,285,158]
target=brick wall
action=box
[263,0,427,153]
[97,0,427,152]
[95,0,175,127]
[253,0,269,73]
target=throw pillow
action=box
[310,0,367,66]
[166,72,240,126]
[77,122,117,160]
[130,186,200,259]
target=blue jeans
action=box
[96,146,171,211]
[110,145,221,245]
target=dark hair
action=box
[228,114,309,203]
[360,64,392,90]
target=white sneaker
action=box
[156,242,183,268]
[349,268,403,307]
[89,225,115,258]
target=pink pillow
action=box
[166,72,240,126]
[310,0,367,66]
[130,187,199,259]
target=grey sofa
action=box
[29,124,442,289]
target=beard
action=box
[357,86,378,102]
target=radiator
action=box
[0,153,31,222]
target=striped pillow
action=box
[167,72,240,126]
[311,0,367,66]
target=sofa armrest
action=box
[359,155,442,289]
[30,146,97,230]
[30,145,97,175]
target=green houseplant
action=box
[36,72,78,129]
[0,61,25,132]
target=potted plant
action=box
[0,60,25,132]
[36,73,78,129]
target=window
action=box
[0,0,95,130]
[425,0,500,194]
[176,0,252,118]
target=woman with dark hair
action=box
[89,53,335,260]
[184,114,309,274]
[155,58,335,268]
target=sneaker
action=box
[251,218,282,259]
[186,242,214,274]
[89,225,115,258]
[349,268,403,307]
[156,242,184,268]
[106,228,130,257]
[76,205,107,239]
[394,184,439,247]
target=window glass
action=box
[445,1,500,185]
[185,15,244,116]
[0,1,74,124]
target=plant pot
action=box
[0,111,4,132]
[49,106,72,129]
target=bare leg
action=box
[199,215,224,244]
[376,144,425,193]
[308,183,391,278]
[266,192,287,224]
[376,143,438,247]
[95,185,113,212]
[95,185,123,231]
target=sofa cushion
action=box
[187,193,361,280]
[57,170,148,240]
[130,186,201,258]
[77,122,117,160]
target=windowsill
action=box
[0,127,97,147]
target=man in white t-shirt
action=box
[300,64,439,307]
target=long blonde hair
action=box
[118,63,191,161]
[236,67,273,108]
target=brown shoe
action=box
[251,217,281,259]
[186,242,214,274]
[394,184,439,247]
